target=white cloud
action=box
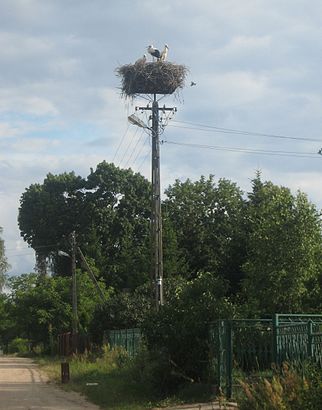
[0,89,59,116]
[203,71,270,107]
[0,31,54,60]
[0,122,20,138]
[1,0,322,275]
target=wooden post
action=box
[70,232,78,338]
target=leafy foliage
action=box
[89,283,152,344]
[18,162,152,289]
[5,271,108,350]
[164,176,246,289]
[242,175,322,313]
[142,272,237,388]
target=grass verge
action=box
[37,354,157,409]
[36,347,214,410]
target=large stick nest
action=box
[116,62,188,97]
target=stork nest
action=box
[116,62,188,97]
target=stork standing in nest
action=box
[147,45,161,61]
[160,44,169,62]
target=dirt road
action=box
[0,356,101,410]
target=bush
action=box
[100,344,130,369]
[130,345,182,396]
[142,272,237,391]
[8,337,30,354]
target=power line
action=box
[132,134,150,168]
[5,252,35,257]
[136,145,151,174]
[162,140,322,159]
[170,120,322,143]
[112,123,130,164]
[117,127,139,168]
[123,128,145,168]
[5,243,59,253]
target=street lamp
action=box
[128,114,150,129]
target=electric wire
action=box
[136,140,151,174]
[123,128,145,168]
[5,251,35,257]
[117,126,139,168]
[170,120,322,143]
[5,243,59,253]
[132,134,150,168]
[112,123,130,164]
[162,140,322,159]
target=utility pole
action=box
[137,96,176,310]
[151,95,163,308]
[70,231,78,334]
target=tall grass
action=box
[38,347,156,410]
[37,345,219,409]
[238,362,322,410]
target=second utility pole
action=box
[70,231,78,334]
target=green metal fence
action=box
[104,328,141,357]
[210,314,322,399]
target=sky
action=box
[1,0,322,275]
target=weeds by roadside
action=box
[238,362,322,410]
[37,345,217,410]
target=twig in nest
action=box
[116,62,188,98]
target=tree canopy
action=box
[163,175,246,288]
[18,165,322,310]
[242,175,322,313]
[18,162,152,289]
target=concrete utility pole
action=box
[151,95,163,308]
[70,231,78,334]
[137,95,176,310]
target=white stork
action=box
[135,54,147,65]
[147,45,161,60]
[160,44,169,62]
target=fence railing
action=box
[210,314,322,399]
[104,328,141,357]
[57,332,91,356]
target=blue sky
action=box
[1,0,322,275]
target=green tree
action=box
[7,270,108,349]
[18,162,152,290]
[84,161,151,289]
[7,273,72,347]
[242,175,322,313]
[18,172,87,275]
[164,175,246,289]
[0,294,15,348]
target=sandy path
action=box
[0,356,101,410]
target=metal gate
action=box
[210,314,322,398]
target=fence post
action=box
[307,320,313,359]
[217,320,224,395]
[226,320,233,399]
[272,314,279,365]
